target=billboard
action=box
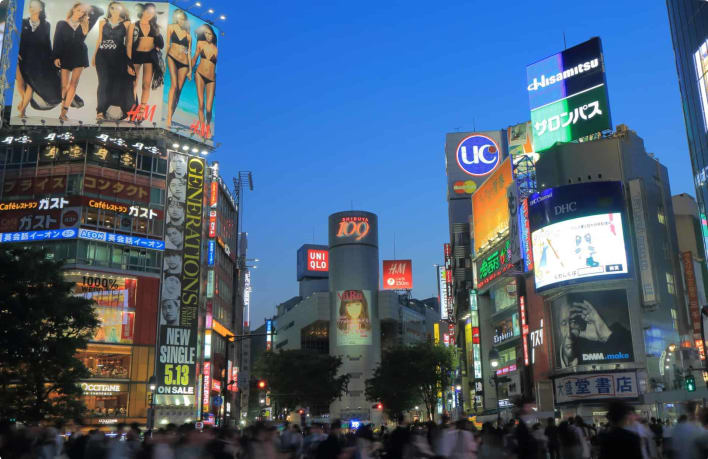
[438,266,448,321]
[336,289,372,346]
[382,259,413,290]
[694,39,708,131]
[554,371,638,403]
[476,239,514,289]
[10,1,219,142]
[472,158,513,253]
[155,152,205,396]
[445,130,507,198]
[507,121,539,165]
[552,289,634,369]
[492,312,520,344]
[329,212,377,248]
[296,244,329,281]
[529,181,629,291]
[527,37,612,152]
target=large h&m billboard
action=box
[382,259,413,290]
[529,181,629,291]
[11,1,219,141]
[526,37,612,152]
[552,289,634,369]
[156,151,205,397]
[472,157,513,253]
[444,131,507,198]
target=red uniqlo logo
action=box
[307,250,328,272]
[126,104,156,122]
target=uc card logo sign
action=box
[456,134,500,177]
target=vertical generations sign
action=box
[628,179,657,305]
[382,260,413,290]
[156,152,205,396]
[526,37,612,152]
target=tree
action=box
[0,247,99,424]
[366,341,453,421]
[253,350,349,416]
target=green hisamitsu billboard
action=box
[527,37,612,152]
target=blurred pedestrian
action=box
[598,400,642,459]
[671,402,705,459]
[545,418,560,459]
[316,420,344,459]
[303,423,327,459]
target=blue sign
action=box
[212,395,223,407]
[455,134,500,177]
[78,228,165,251]
[208,240,215,266]
[0,228,77,244]
[266,319,272,334]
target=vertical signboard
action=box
[520,296,530,366]
[438,266,449,321]
[519,197,534,272]
[382,260,413,290]
[682,252,705,360]
[266,319,273,351]
[443,243,453,320]
[629,179,657,305]
[526,37,612,152]
[156,152,205,397]
[202,361,211,413]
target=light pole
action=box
[147,376,156,435]
[489,349,501,425]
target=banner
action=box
[336,289,372,346]
[629,179,656,305]
[156,152,204,396]
[472,158,513,253]
[382,259,413,290]
[10,1,219,142]
[554,371,638,403]
[551,289,634,369]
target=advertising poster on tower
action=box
[529,181,629,291]
[552,289,634,369]
[336,289,373,346]
[444,130,506,198]
[155,151,205,397]
[10,0,218,141]
[526,37,612,152]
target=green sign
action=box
[530,84,611,152]
[477,239,513,288]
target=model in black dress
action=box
[128,3,164,107]
[192,24,217,139]
[92,2,135,120]
[52,2,102,121]
[15,0,61,117]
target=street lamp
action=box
[489,349,501,425]
[147,376,156,434]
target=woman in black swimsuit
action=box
[128,3,164,106]
[165,9,191,128]
[92,2,135,121]
[52,2,91,121]
[15,0,62,117]
[192,24,217,139]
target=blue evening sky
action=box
[208,0,694,327]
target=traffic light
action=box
[297,409,305,415]
[257,380,267,390]
[685,374,696,392]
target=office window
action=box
[666,273,675,295]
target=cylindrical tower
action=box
[328,211,381,422]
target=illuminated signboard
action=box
[529,181,628,291]
[203,361,211,412]
[382,259,413,290]
[208,241,215,266]
[472,158,513,253]
[87,199,159,220]
[296,244,329,281]
[207,270,215,299]
[527,37,612,151]
[519,197,534,272]
[0,228,77,244]
[443,244,453,318]
[445,130,506,198]
[209,211,217,238]
[266,319,273,351]
[78,229,165,251]
[492,313,520,344]
[476,239,514,289]
[329,211,378,248]
[682,252,705,360]
[336,216,370,241]
[520,297,530,366]
[80,383,126,396]
[307,249,329,272]
[438,266,449,321]
[694,39,708,131]
[210,182,219,208]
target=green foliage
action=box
[253,350,350,415]
[0,248,99,424]
[365,341,454,421]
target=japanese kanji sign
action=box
[77,229,165,251]
[554,372,638,404]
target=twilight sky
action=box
[208,0,695,327]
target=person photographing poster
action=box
[92,1,134,121]
[191,23,217,138]
[555,291,633,368]
[52,2,101,121]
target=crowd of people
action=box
[2,400,708,459]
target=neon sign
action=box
[336,216,370,241]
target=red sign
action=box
[307,249,329,272]
[496,364,517,375]
[472,327,480,344]
[230,366,238,393]
[209,211,217,238]
[520,296,530,366]
[126,104,157,122]
[202,362,211,412]
[212,379,221,393]
[210,182,218,208]
[383,260,413,290]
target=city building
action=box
[667,0,708,258]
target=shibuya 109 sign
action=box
[329,211,378,248]
[527,37,612,152]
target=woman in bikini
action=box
[127,3,163,107]
[165,9,191,128]
[191,24,217,138]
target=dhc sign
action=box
[455,134,500,177]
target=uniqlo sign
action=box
[382,259,413,290]
[307,249,328,272]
